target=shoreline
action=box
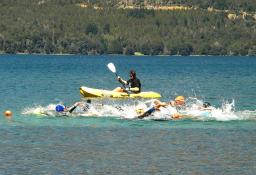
[0,52,254,57]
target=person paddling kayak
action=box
[114,70,141,93]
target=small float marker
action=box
[4,110,12,117]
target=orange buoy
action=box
[4,110,12,117]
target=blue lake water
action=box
[0,55,255,174]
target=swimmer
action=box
[137,96,186,119]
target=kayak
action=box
[80,86,161,99]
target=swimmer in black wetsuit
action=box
[114,70,141,93]
[137,96,186,119]
[55,99,92,114]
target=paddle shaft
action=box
[107,62,130,93]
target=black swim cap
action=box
[203,102,211,108]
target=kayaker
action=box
[114,70,141,93]
[137,96,185,119]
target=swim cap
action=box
[174,96,185,105]
[135,103,147,115]
[203,102,211,108]
[136,108,145,115]
[55,105,65,112]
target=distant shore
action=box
[0,52,254,57]
[1,1,255,57]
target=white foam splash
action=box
[22,104,58,117]
[181,99,256,121]
[22,98,256,121]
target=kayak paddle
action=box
[107,62,128,91]
[107,62,118,77]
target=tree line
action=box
[0,0,255,55]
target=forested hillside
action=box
[0,0,255,55]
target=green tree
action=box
[86,23,98,35]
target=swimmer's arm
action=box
[138,107,156,119]
[171,113,195,120]
[67,102,82,113]
[154,100,168,108]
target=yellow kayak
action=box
[80,86,161,99]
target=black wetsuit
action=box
[127,78,141,93]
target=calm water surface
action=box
[0,55,255,174]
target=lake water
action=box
[0,55,255,174]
